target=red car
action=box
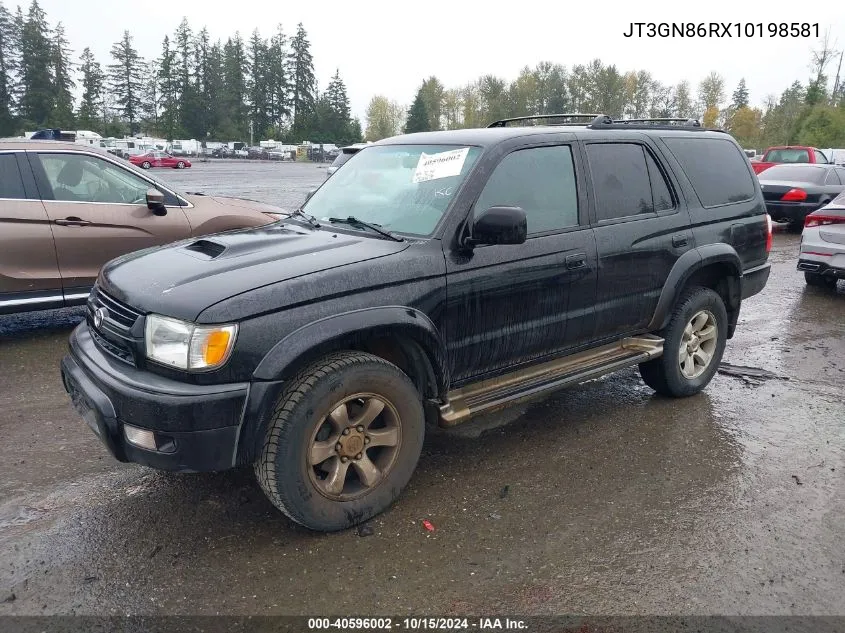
[751,146,830,175]
[129,151,192,170]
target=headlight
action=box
[144,314,237,371]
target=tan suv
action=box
[0,140,285,314]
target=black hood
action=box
[98,222,409,322]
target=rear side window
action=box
[0,154,27,199]
[663,137,756,208]
[474,145,579,234]
[586,143,655,221]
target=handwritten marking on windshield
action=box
[435,187,453,197]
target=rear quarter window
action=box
[663,137,756,208]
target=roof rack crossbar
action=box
[487,113,605,128]
[589,117,702,129]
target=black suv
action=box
[61,115,772,532]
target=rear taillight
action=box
[781,188,807,201]
[765,214,773,253]
[805,214,845,228]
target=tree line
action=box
[0,0,362,144]
[369,36,845,151]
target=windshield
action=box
[765,148,810,163]
[760,165,827,183]
[304,144,482,236]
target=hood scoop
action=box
[183,239,227,260]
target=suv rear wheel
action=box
[255,351,425,532]
[639,287,727,397]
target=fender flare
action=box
[647,244,742,332]
[253,305,450,397]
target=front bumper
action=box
[60,323,249,472]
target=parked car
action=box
[797,190,845,290]
[325,143,369,178]
[751,145,830,175]
[758,163,845,230]
[129,151,191,170]
[60,115,771,532]
[0,140,286,314]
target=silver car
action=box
[325,143,369,178]
[797,190,845,289]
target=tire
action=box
[805,271,838,289]
[255,351,425,532]
[639,286,728,398]
[176,161,185,169]
[141,161,151,169]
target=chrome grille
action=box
[87,286,142,365]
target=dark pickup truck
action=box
[61,114,772,532]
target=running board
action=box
[439,335,664,427]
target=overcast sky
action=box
[33,0,845,125]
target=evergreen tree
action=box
[203,38,225,138]
[324,68,352,140]
[404,87,430,133]
[50,22,74,127]
[77,47,103,131]
[156,35,179,140]
[731,78,749,109]
[107,30,145,134]
[266,24,290,130]
[174,18,201,137]
[140,61,158,132]
[418,76,444,130]
[0,0,17,134]
[290,22,315,131]
[221,34,248,139]
[18,0,53,127]
[247,29,269,140]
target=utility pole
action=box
[249,120,254,146]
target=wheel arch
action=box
[648,244,743,338]
[237,307,449,467]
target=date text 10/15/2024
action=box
[623,22,820,38]
[308,618,528,630]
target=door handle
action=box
[565,253,587,270]
[55,217,92,226]
[672,234,688,248]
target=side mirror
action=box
[465,206,527,248]
[146,188,167,216]
[305,188,317,202]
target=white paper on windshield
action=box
[412,147,470,183]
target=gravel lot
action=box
[0,161,843,617]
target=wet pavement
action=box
[0,163,843,616]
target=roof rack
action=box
[486,113,724,132]
[588,116,704,129]
[487,113,603,128]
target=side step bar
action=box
[438,335,664,427]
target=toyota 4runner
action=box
[61,114,772,532]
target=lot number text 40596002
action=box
[307,617,528,630]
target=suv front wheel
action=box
[255,351,425,532]
[639,287,728,397]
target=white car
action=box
[798,190,845,289]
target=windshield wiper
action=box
[285,208,321,228]
[327,216,404,242]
